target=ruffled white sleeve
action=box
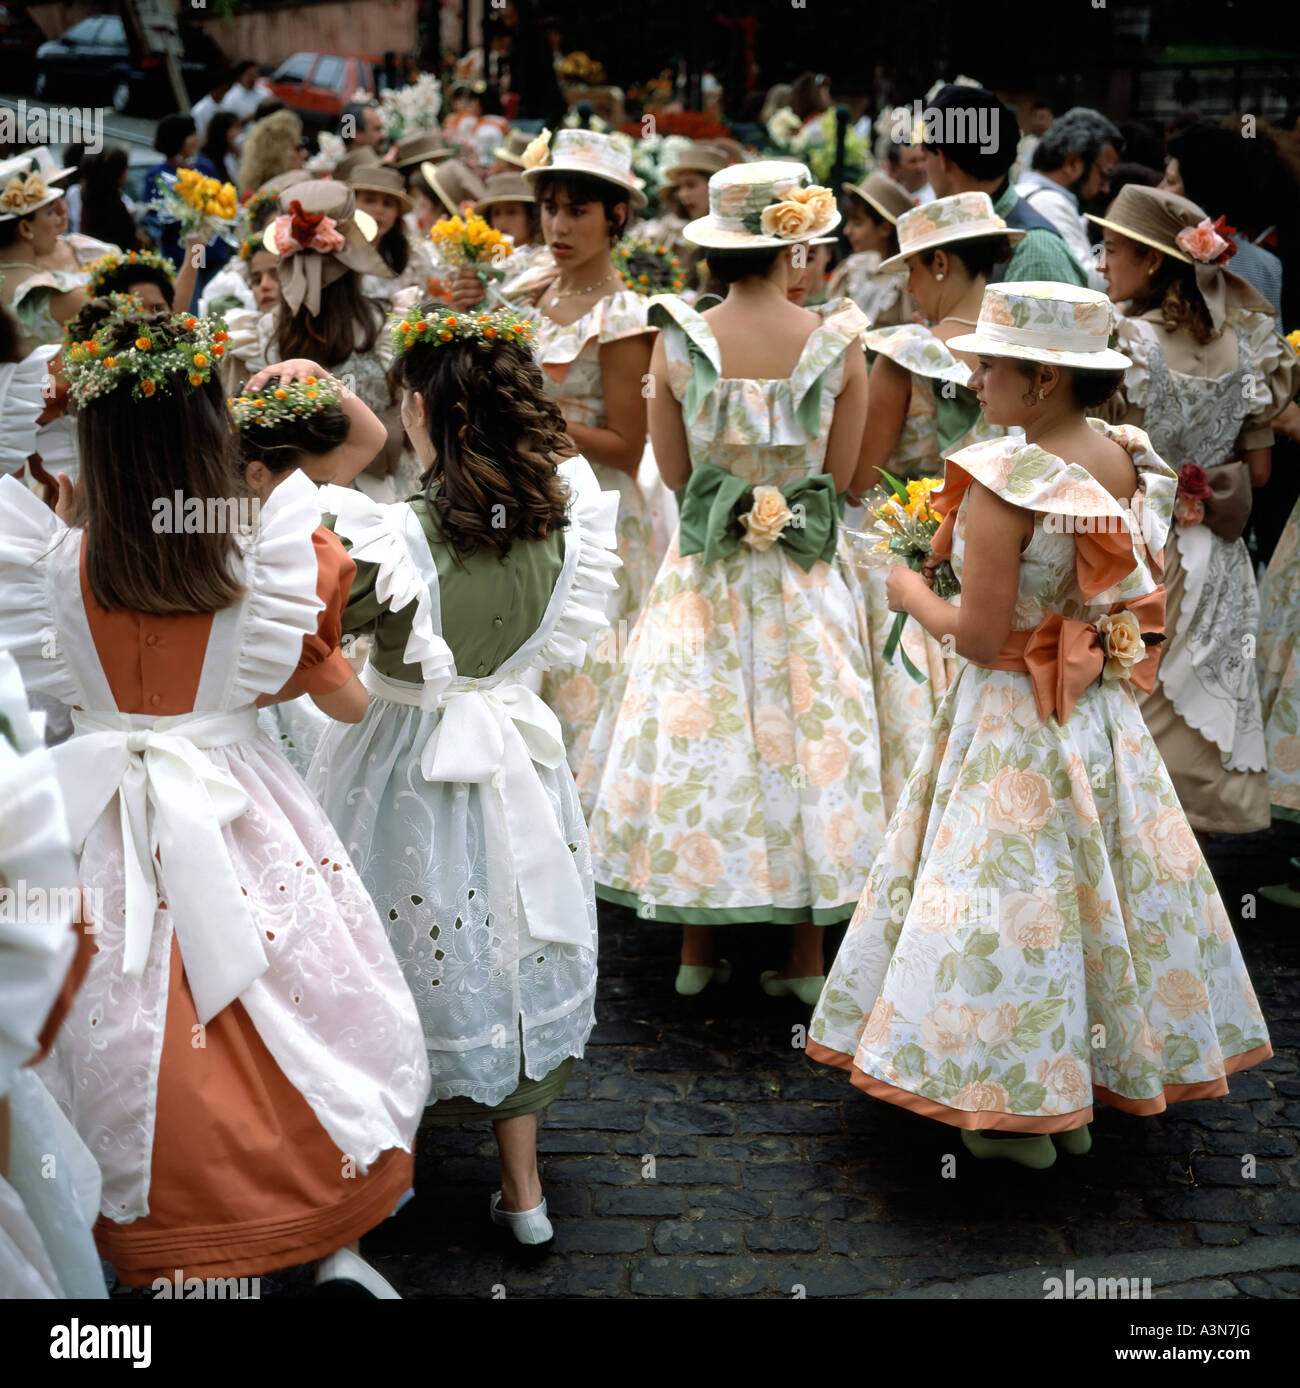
[318,485,455,702]
[0,477,85,707]
[1110,316,1158,417]
[0,347,58,477]
[228,469,328,704]
[1235,306,1300,444]
[508,455,622,676]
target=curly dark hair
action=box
[1125,251,1218,345]
[392,309,571,561]
[533,170,630,241]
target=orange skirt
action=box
[96,936,414,1286]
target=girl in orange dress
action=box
[0,299,428,1294]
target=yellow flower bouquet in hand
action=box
[428,211,513,307]
[151,166,239,244]
[845,470,959,682]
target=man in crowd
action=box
[922,83,1088,286]
[220,60,273,121]
[1016,107,1123,288]
[191,69,232,141]
[888,138,934,205]
[340,100,388,157]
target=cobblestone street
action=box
[359,830,1300,1300]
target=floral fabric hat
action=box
[520,128,647,211]
[681,160,839,249]
[946,281,1133,370]
[878,191,1024,272]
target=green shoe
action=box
[1053,1124,1092,1156]
[674,959,731,996]
[961,1129,1057,1169]
[759,971,826,1006]
[1259,882,1300,909]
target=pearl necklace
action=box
[936,315,979,327]
[547,271,620,302]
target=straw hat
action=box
[877,192,1024,273]
[1086,183,1273,331]
[387,130,452,170]
[473,171,535,214]
[520,129,647,211]
[491,130,534,168]
[662,142,733,185]
[946,281,1132,371]
[420,158,488,217]
[681,160,839,249]
[841,170,913,225]
[338,153,414,215]
[262,179,391,315]
[0,153,73,221]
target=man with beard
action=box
[1016,107,1123,288]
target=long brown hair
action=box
[1126,249,1219,345]
[70,303,246,615]
[392,318,570,561]
[274,270,384,367]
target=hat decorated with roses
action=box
[1086,183,1273,332]
[520,128,647,210]
[877,191,1024,272]
[946,281,1133,370]
[682,160,840,249]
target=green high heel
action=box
[759,971,826,1006]
[674,959,732,996]
[1053,1124,1092,1156]
[960,1129,1057,1169]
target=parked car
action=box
[33,13,224,115]
[266,51,388,129]
[0,3,43,92]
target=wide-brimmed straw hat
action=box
[682,160,839,249]
[946,281,1132,371]
[0,153,73,221]
[491,129,534,168]
[662,142,733,185]
[878,191,1024,273]
[387,130,452,169]
[842,170,913,225]
[262,179,391,315]
[520,128,647,211]
[420,158,488,216]
[337,152,414,214]
[1086,183,1272,331]
[473,171,535,214]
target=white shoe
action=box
[489,1191,554,1245]
[314,1246,402,1298]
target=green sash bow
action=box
[676,465,841,573]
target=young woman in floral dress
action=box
[810,281,1272,1167]
[585,161,885,1002]
[1090,185,1298,840]
[845,193,1022,813]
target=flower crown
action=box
[63,302,230,406]
[229,375,343,430]
[238,187,281,261]
[612,238,684,294]
[84,248,175,296]
[391,304,536,355]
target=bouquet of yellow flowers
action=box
[844,470,959,682]
[150,167,239,244]
[428,211,513,307]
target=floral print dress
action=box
[847,324,1008,814]
[809,424,1272,1131]
[584,296,886,925]
[519,278,659,774]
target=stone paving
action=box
[357,827,1300,1300]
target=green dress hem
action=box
[595,883,853,926]
[423,1056,577,1126]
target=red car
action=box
[266,51,384,129]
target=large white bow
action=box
[418,680,594,953]
[53,709,268,1024]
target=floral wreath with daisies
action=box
[229,375,344,430]
[238,187,282,261]
[62,299,230,406]
[83,249,175,297]
[391,304,536,355]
